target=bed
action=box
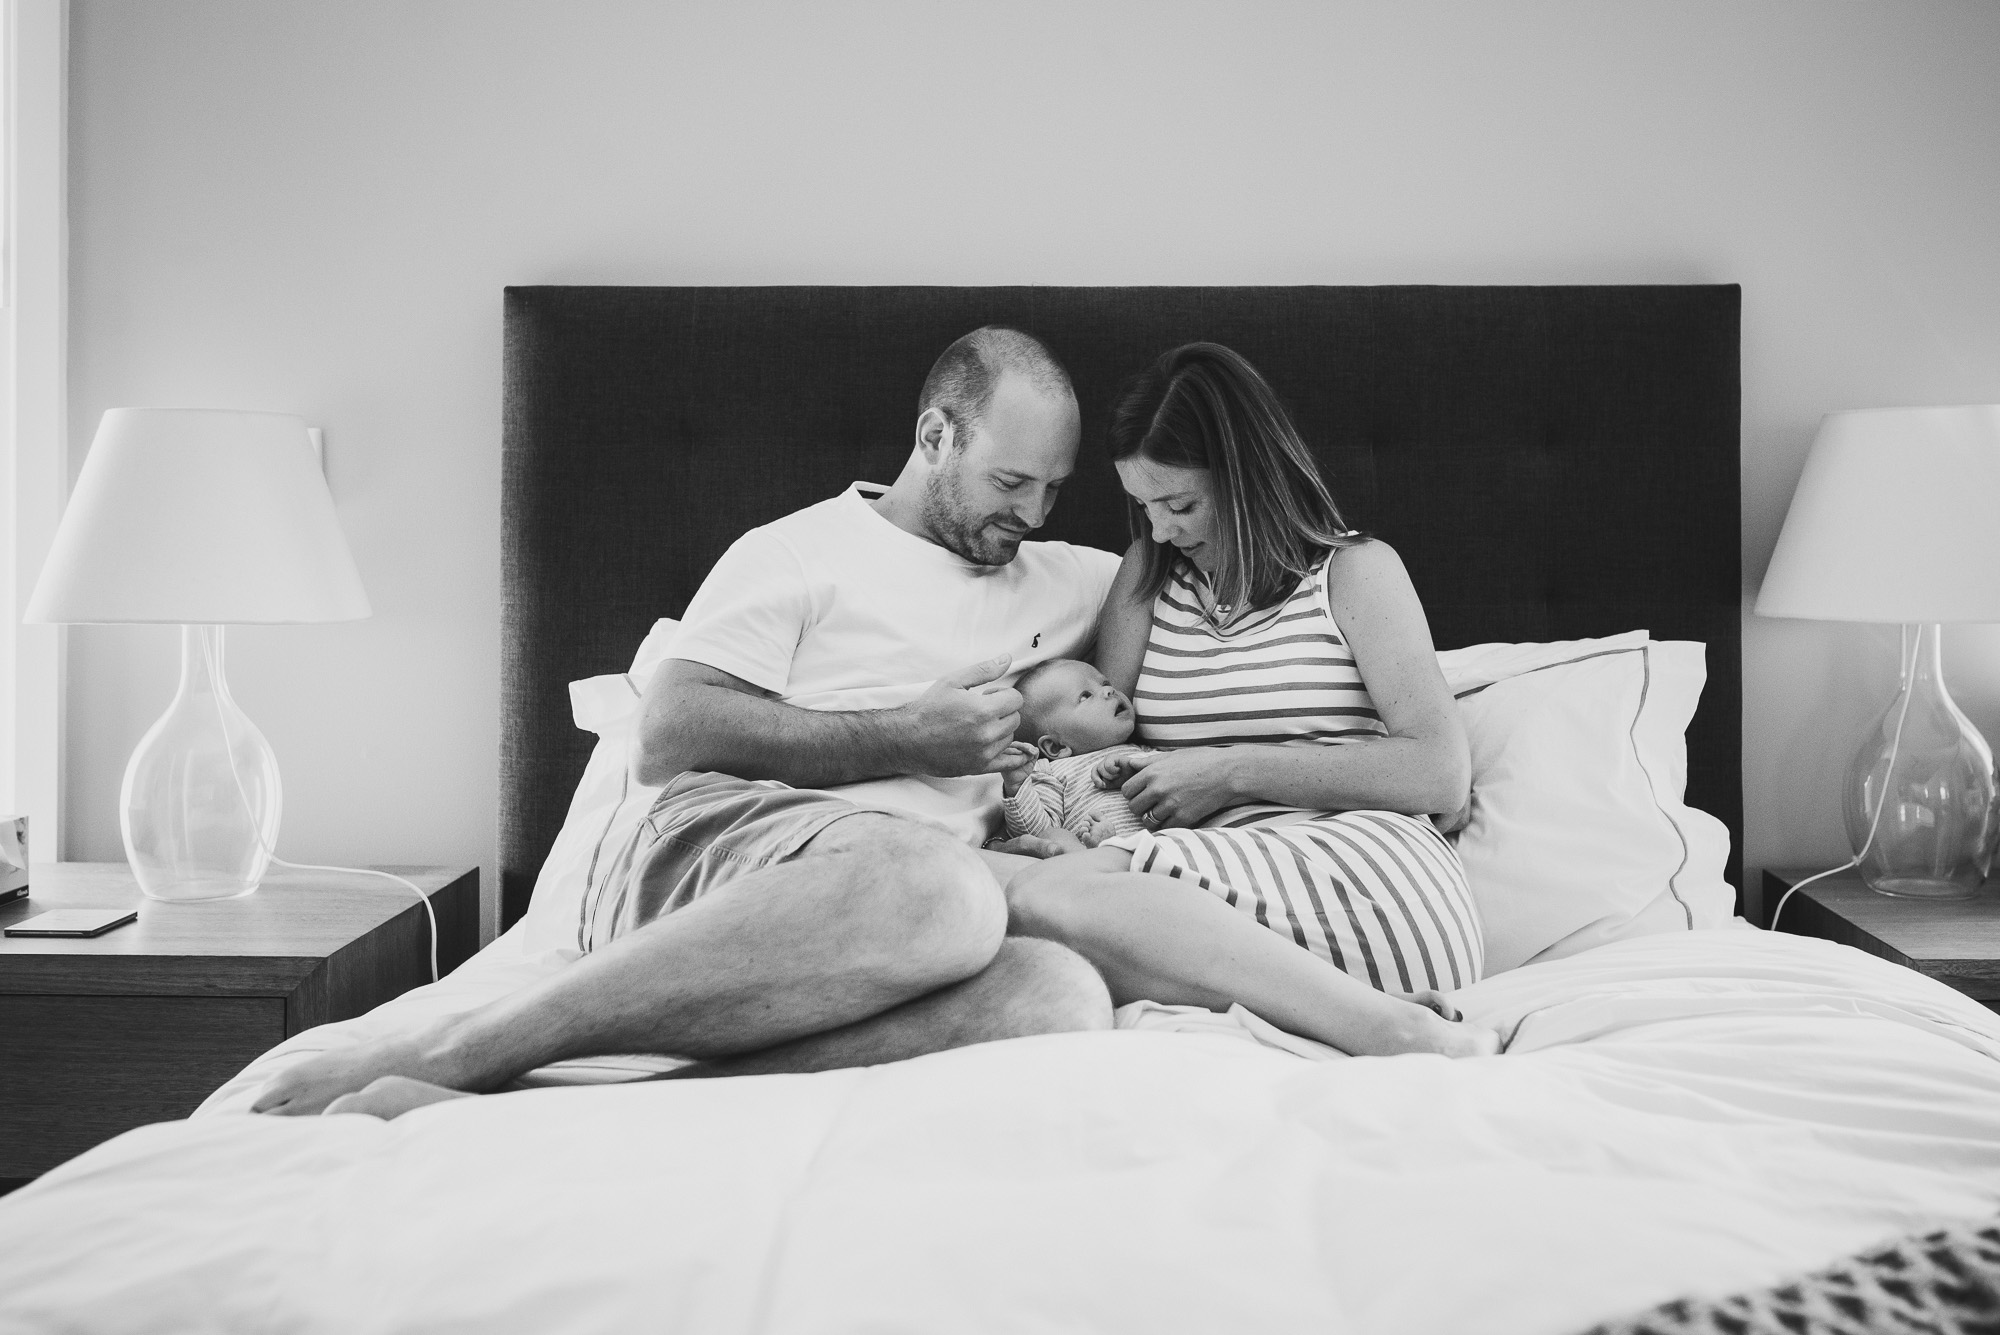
[7,285,2000,1335]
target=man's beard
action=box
[921,464,1023,565]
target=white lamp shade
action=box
[1754,404,2000,624]
[24,408,371,624]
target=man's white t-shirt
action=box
[671,482,1123,845]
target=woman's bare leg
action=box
[1006,849,1497,1058]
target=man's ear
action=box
[915,407,954,463]
[1036,734,1072,760]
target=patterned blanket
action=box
[1585,1215,2000,1335]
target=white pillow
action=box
[1439,631,1734,974]
[518,622,1732,975]
[513,619,680,956]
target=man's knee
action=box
[984,937,1113,1037]
[837,819,1006,986]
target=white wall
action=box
[65,1,2000,932]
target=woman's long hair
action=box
[1107,342,1365,613]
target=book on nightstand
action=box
[0,814,27,903]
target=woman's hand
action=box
[1112,749,1241,829]
[1091,749,1153,789]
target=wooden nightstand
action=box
[0,862,478,1183]
[1763,867,2000,1010]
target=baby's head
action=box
[1014,659,1135,759]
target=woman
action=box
[1005,343,1494,1058]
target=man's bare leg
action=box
[320,938,1110,1120]
[651,935,1109,1079]
[1007,848,1499,1059]
[256,814,1020,1115]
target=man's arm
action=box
[632,656,1025,789]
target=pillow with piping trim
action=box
[513,619,679,957]
[1439,632,1734,974]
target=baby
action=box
[999,658,1160,851]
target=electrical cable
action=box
[203,627,439,983]
[261,853,439,985]
[1767,628,1917,933]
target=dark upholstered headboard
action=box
[501,285,1742,928]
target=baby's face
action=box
[1021,660,1136,756]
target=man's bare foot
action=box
[251,1032,474,1117]
[324,1075,475,1121]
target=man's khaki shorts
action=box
[580,771,872,953]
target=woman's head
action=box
[1107,343,1362,611]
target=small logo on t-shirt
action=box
[1031,633,1041,649]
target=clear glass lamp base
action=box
[1842,624,1999,902]
[119,624,282,902]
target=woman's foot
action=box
[251,1030,476,1116]
[1405,989,1461,1021]
[1364,994,1500,1059]
[1428,1012,1502,1058]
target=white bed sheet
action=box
[5,927,2000,1334]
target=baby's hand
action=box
[999,742,1041,797]
[1093,750,1155,789]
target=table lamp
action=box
[23,408,370,902]
[1755,403,2000,899]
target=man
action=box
[255,327,1123,1118]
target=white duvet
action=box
[6,926,2000,1335]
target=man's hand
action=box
[987,831,1087,859]
[897,655,1024,778]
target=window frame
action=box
[3,0,68,857]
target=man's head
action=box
[1014,658,1135,758]
[911,327,1079,566]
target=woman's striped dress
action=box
[1107,553,1484,993]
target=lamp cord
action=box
[261,854,440,987]
[202,626,440,984]
[1767,627,1918,933]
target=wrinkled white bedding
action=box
[5,927,2000,1335]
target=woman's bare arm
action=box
[1093,540,1155,697]
[1115,540,1469,824]
[1247,539,1468,814]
